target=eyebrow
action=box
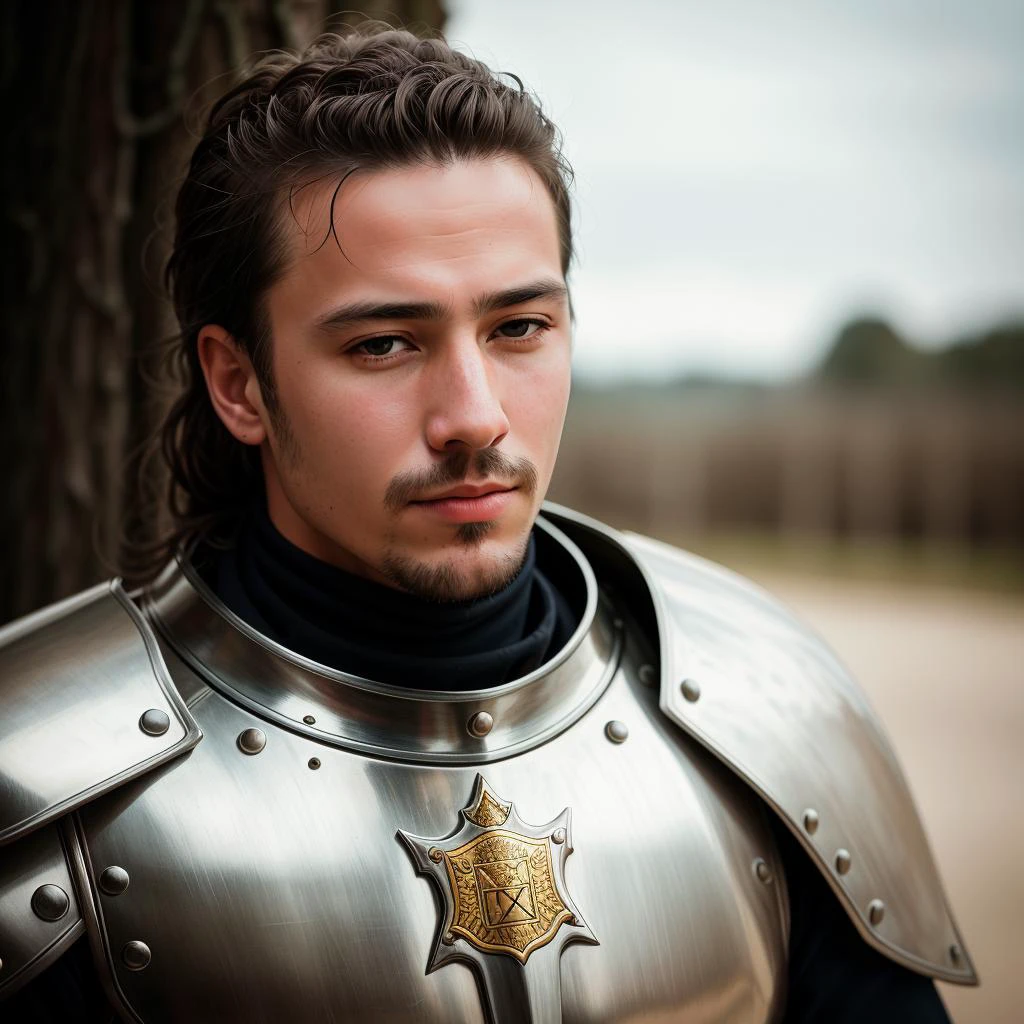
[312,278,568,332]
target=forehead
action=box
[270,157,563,314]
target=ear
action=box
[197,325,268,446]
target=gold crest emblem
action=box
[398,775,596,996]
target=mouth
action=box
[409,483,518,523]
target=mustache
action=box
[383,448,539,513]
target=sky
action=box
[446,0,1024,381]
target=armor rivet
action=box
[803,809,820,835]
[308,757,321,770]
[0,956,3,971]
[237,728,266,755]
[442,931,455,945]
[429,847,444,863]
[99,866,130,897]
[680,678,701,703]
[868,899,885,926]
[753,858,773,884]
[122,940,152,971]
[467,712,494,738]
[605,720,629,743]
[835,849,852,875]
[303,715,316,725]
[31,884,70,922]
[552,828,566,845]
[139,709,170,737]
[949,944,962,965]
[638,664,657,688]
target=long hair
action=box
[128,21,575,580]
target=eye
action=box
[353,336,412,358]
[494,318,549,340]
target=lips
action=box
[413,483,514,503]
[408,485,518,523]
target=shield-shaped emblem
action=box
[398,775,597,1020]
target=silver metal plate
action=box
[74,645,787,1023]
[0,581,202,845]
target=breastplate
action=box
[73,522,788,1023]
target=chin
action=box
[380,525,530,603]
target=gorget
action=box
[71,513,788,1022]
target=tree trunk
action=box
[1,0,446,623]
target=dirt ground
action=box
[743,569,1024,1024]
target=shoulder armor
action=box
[542,503,977,986]
[0,821,84,998]
[0,580,201,846]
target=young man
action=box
[1,24,974,1023]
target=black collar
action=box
[204,508,579,691]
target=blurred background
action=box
[2,1,1021,1020]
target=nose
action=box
[424,340,510,454]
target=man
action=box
[1,23,975,1023]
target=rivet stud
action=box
[122,940,152,971]
[638,664,657,688]
[139,709,170,737]
[552,828,566,845]
[835,849,852,875]
[605,720,629,743]
[868,899,886,926]
[308,757,321,770]
[680,678,701,703]
[237,728,266,755]
[99,866,130,896]
[803,809,820,835]
[753,858,773,884]
[31,884,70,922]
[302,715,316,725]
[467,712,494,738]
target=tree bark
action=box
[1,0,445,623]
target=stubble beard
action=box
[379,523,530,603]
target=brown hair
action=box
[134,21,574,579]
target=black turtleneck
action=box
[203,507,579,690]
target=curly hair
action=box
[130,21,575,580]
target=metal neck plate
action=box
[143,514,619,764]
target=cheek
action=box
[512,350,571,455]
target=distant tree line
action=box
[817,317,1024,391]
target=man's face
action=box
[254,156,572,601]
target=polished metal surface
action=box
[144,517,618,766]
[73,628,787,1022]
[236,728,267,755]
[139,710,170,737]
[99,866,130,896]
[0,581,202,845]
[603,720,628,743]
[30,883,70,922]
[540,502,977,985]
[0,822,84,997]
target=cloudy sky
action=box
[446,0,1024,381]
